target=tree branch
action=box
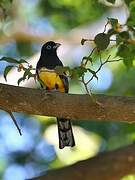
[34,144,135,180]
[0,83,135,122]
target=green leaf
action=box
[127,1,135,26]
[23,69,32,79]
[107,28,117,37]
[70,69,78,79]
[17,77,25,86]
[76,67,87,78]
[0,57,19,64]
[117,44,135,68]
[19,59,28,64]
[94,33,110,50]
[87,68,98,80]
[124,0,133,7]
[117,44,135,59]
[82,56,93,63]
[0,57,28,64]
[123,58,133,68]
[107,0,115,3]
[55,66,65,75]
[108,18,118,29]
[27,73,35,80]
[116,31,130,45]
[117,44,130,58]
[70,66,87,79]
[17,68,33,85]
[37,78,45,88]
[4,65,14,81]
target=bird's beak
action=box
[54,43,61,49]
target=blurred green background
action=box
[0,0,135,180]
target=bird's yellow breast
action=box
[38,68,65,93]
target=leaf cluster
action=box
[0,0,13,19]
[82,17,135,68]
[0,16,135,94]
[0,57,35,85]
[38,0,106,30]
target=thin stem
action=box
[86,56,123,85]
[81,75,90,94]
[7,111,22,136]
[83,47,96,67]
[103,21,109,33]
[85,39,94,42]
[107,58,123,63]
[86,55,110,84]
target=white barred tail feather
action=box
[57,118,75,149]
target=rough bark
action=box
[0,83,135,122]
[34,144,135,180]
[1,83,135,180]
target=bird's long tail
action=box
[57,118,75,149]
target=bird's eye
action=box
[46,45,51,50]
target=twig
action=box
[86,55,123,85]
[82,47,96,67]
[81,75,90,94]
[84,39,94,42]
[103,21,109,33]
[7,111,22,135]
[107,58,123,63]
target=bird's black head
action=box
[41,41,61,55]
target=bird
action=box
[36,41,75,149]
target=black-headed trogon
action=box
[36,41,75,149]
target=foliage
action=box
[0,0,135,179]
[1,17,135,94]
[0,0,13,19]
[107,0,116,3]
[38,0,106,30]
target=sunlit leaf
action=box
[4,65,14,81]
[121,174,135,180]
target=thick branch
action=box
[0,83,135,122]
[34,144,135,180]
